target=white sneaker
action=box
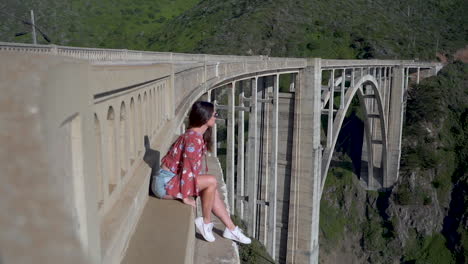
[195,217,215,242]
[223,226,251,244]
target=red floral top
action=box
[161,130,207,199]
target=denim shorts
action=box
[152,168,176,198]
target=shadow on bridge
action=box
[142,135,160,196]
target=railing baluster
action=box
[247,77,259,237]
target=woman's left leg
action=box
[211,189,235,230]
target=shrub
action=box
[403,233,455,264]
[231,214,275,264]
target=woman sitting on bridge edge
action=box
[152,101,251,244]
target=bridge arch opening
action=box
[320,74,388,191]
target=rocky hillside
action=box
[148,0,467,60]
[320,61,468,264]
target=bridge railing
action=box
[84,62,176,264]
[92,76,171,217]
[0,42,306,64]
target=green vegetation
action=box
[2,0,466,61]
[320,165,401,263]
[231,214,275,264]
[1,0,200,49]
[394,183,433,206]
[147,0,467,59]
[320,166,359,246]
[400,61,468,206]
[403,233,456,264]
[319,199,346,243]
[394,62,468,263]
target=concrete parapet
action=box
[0,51,184,264]
[0,53,97,264]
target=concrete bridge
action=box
[0,42,441,264]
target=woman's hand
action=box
[182,197,196,208]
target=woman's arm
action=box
[179,135,204,197]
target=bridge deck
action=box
[194,157,239,264]
[121,191,195,263]
[121,156,238,264]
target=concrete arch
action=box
[209,69,299,92]
[172,69,291,128]
[172,69,298,132]
[320,75,388,192]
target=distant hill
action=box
[146,0,468,60]
[1,0,466,60]
[0,0,199,50]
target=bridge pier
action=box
[286,59,322,264]
[246,77,260,238]
[267,74,279,258]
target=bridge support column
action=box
[326,69,334,148]
[236,82,245,219]
[246,77,259,237]
[257,77,271,244]
[386,66,405,187]
[226,82,235,211]
[266,74,279,258]
[286,59,322,264]
[209,90,217,157]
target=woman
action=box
[152,101,251,244]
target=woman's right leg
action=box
[198,175,235,229]
[211,188,235,230]
[197,174,217,224]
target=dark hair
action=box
[188,101,214,151]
